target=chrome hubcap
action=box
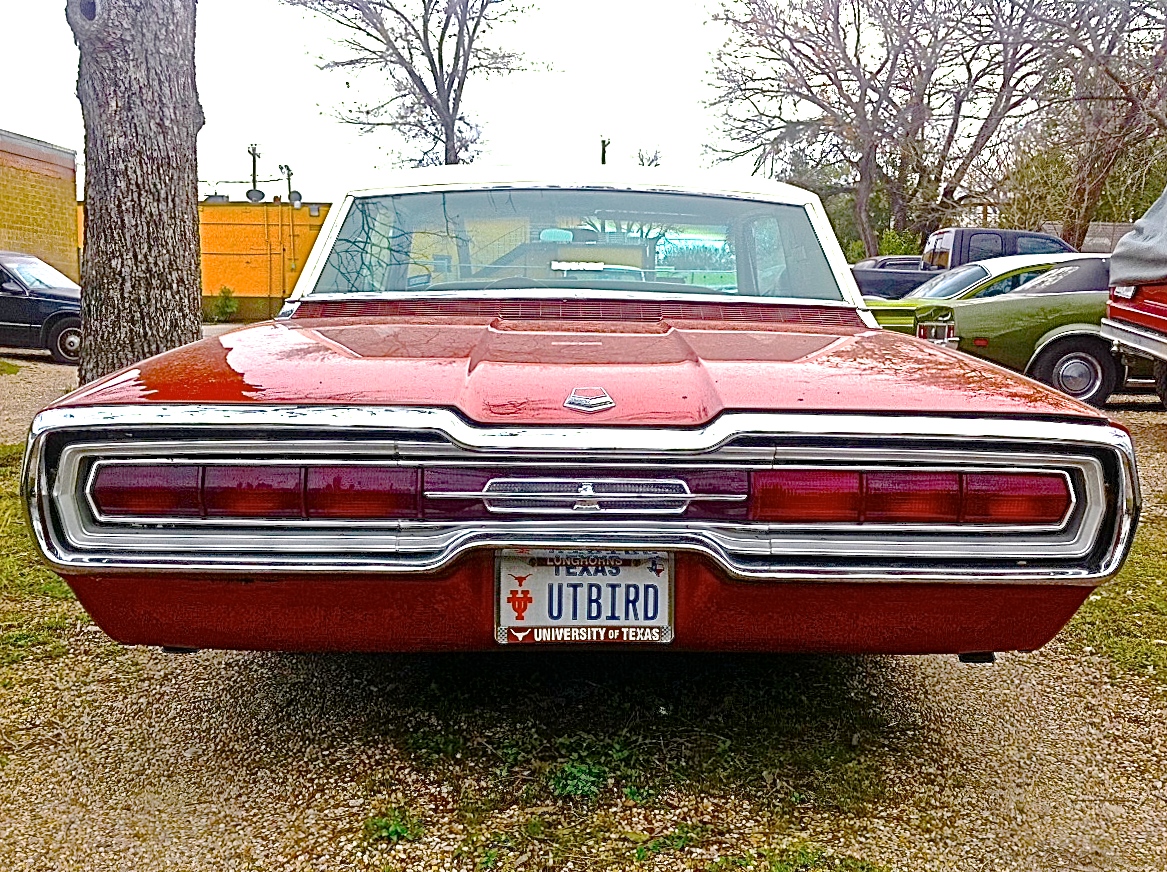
[1053,353,1101,397]
[58,328,82,359]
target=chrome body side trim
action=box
[1101,317,1167,364]
[22,405,1139,585]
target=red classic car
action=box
[21,171,1140,656]
[1101,184,1167,404]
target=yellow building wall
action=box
[79,200,332,321]
[0,130,80,281]
[199,201,331,320]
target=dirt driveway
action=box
[2,355,1166,872]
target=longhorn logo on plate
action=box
[564,386,615,413]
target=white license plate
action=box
[496,549,673,645]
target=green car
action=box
[865,253,1100,334]
[911,256,1144,406]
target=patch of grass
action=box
[549,760,606,798]
[365,651,902,820]
[633,823,704,861]
[0,611,70,665]
[0,361,19,376]
[363,806,424,844]
[1065,518,1167,678]
[0,444,78,667]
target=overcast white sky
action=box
[1,1,748,204]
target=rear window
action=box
[1016,235,1071,255]
[922,230,955,270]
[311,188,844,302]
[907,264,989,299]
[967,232,1003,262]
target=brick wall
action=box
[0,129,79,280]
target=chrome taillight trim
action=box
[23,405,1139,584]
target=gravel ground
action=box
[0,351,77,444]
[2,357,1166,871]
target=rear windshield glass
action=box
[311,189,844,301]
[907,264,989,299]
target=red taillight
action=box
[204,466,303,518]
[962,473,1070,524]
[749,470,860,522]
[864,472,960,523]
[306,467,418,519]
[917,322,955,341]
[92,465,202,517]
[91,463,426,520]
[750,470,1070,525]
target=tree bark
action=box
[854,152,879,256]
[66,0,204,385]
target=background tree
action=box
[65,0,204,384]
[286,0,524,165]
[712,0,906,256]
[712,0,1056,252]
[1027,0,1167,246]
[637,148,662,167]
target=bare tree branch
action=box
[284,0,525,165]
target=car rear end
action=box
[22,402,1139,655]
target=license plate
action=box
[1113,285,1136,299]
[496,549,673,645]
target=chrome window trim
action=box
[286,178,876,327]
[287,288,866,311]
[22,405,1138,585]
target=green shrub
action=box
[877,228,920,256]
[844,240,867,263]
[207,286,239,323]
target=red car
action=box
[21,171,1140,657]
[1101,186,1167,403]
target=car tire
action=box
[1155,360,1167,409]
[47,317,82,365]
[1031,337,1118,407]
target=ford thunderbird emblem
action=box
[564,387,615,413]
[573,482,602,512]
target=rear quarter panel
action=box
[951,291,1107,372]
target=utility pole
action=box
[279,164,294,200]
[600,136,610,165]
[246,144,264,202]
[249,144,260,188]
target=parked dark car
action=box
[853,228,1076,298]
[0,251,81,364]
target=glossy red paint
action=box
[63,553,1091,654]
[56,311,1105,425]
[1108,282,1167,336]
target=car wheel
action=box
[47,318,82,365]
[1155,360,1167,409]
[1031,338,1118,407]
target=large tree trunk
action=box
[854,153,879,257]
[66,0,204,385]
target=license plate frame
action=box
[495,548,674,645]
